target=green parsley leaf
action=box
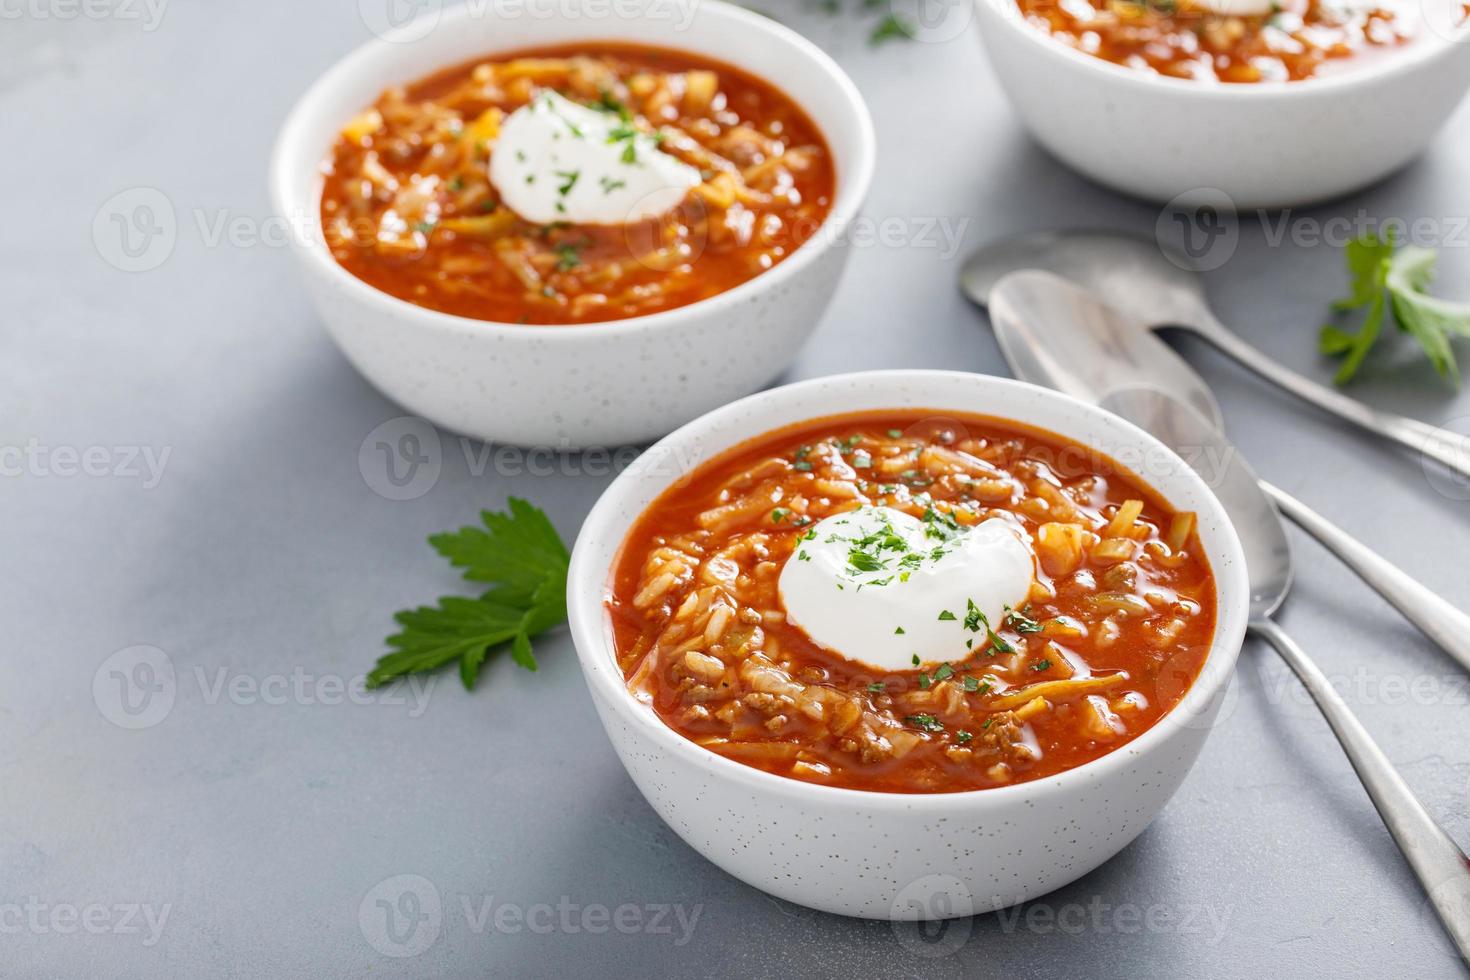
[955,729,973,744]
[869,12,915,44]
[905,713,944,733]
[1319,232,1470,385]
[1006,604,1043,634]
[554,242,583,271]
[1387,245,1470,385]
[369,498,570,690]
[937,609,956,621]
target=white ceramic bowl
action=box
[270,0,874,448]
[973,0,1470,208]
[568,370,1250,919]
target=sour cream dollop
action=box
[488,91,702,226]
[778,506,1036,673]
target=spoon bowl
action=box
[962,229,1470,476]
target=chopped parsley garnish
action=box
[414,220,436,235]
[867,681,886,693]
[937,609,956,621]
[1006,605,1043,634]
[887,428,903,438]
[911,653,920,666]
[1031,659,1053,673]
[594,90,632,120]
[922,506,962,541]
[553,242,583,271]
[962,675,981,693]
[918,672,931,690]
[955,730,973,744]
[554,169,581,196]
[905,713,944,733]
[933,663,954,682]
[598,175,627,194]
[894,626,905,635]
[772,508,788,524]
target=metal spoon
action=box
[961,229,1470,477]
[989,269,1470,676]
[1100,384,1470,965]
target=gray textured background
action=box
[5,1,1470,976]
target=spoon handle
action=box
[1261,481,1470,676]
[1250,618,1470,963]
[1181,316,1470,477]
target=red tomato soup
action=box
[1016,0,1467,82]
[608,412,1218,793]
[319,43,835,324]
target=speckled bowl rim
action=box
[269,0,875,338]
[975,0,1470,99]
[568,369,1252,808]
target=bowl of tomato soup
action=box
[271,0,873,447]
[973,0,1470,206]
[567,370,1250,918]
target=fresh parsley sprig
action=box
[367,498,569,691]
[1319,232,1470,386]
